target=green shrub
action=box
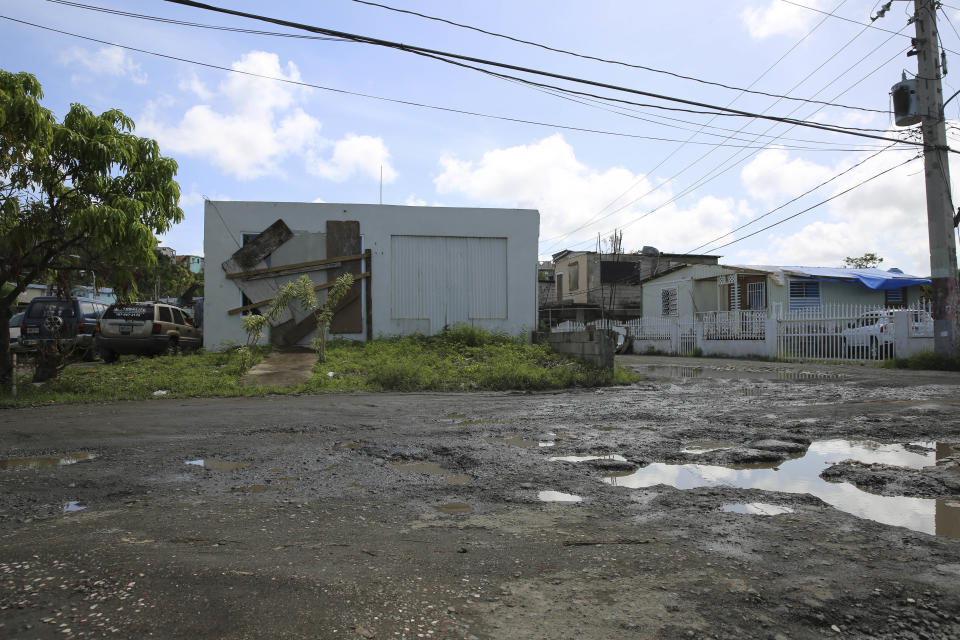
[885,351,960,371]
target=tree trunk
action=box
[0,305,12,392]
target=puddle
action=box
[186,459,250,472]
[0,453,97,470]
[444,413,467,419]
[434,502,472,514]
[443,474,473,485]
[332,443,361,451]
[550,454,627,463]
[63,501,86,513]
[485,437,555,448]
[633,365,845,382]
[682,440,736,454]
[722,503,794,516]
[229,484,293,493]
[592,426,619,432]
[391,461,450,475]
[538,490,583,503]
[603,439,960,538]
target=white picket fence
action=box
[548,302,934,363]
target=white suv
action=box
[841,309,932,358]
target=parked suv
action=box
[19,296,107,358]
[841,309,933,358]
[97,302,202,362]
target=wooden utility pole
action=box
[914,0,960,354]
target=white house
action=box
[203,202,539,349]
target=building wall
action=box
[203,202,539,349]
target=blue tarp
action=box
[782,267,930,291]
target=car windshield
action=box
[26,301,75,319]
[104,305,153,321]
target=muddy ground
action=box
[1,355,960,640]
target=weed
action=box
[884,351,960,371]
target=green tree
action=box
[239,273,355,370]
[843,252,884,269]
[0,70,183,388]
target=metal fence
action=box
[546,301,934,364]
[775,302,932,362]
[697,310,766,340]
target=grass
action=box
[0,326,639,406]
[883,351,960,371]
[0,347,275,407]
[303,325,638,392]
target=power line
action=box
[698,155,919,255]
[682,144,901,255]
[159,0,922,146]
[45,0,352,42]
[348,0,888,115]
[544,22,912,255]
[539,0,858,249]
[4,15,881,151]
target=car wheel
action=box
[166,337,180,355]
[99,349,118,363]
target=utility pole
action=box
[913,0,960,355]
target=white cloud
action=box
[308,134,397,183]
[404,196,427,206]
[741,0,822,39]
[733,146,940,274]
[741,149,834,201]
[312,197,326,203]
[140,51,394,182]
[60,45,147,84]
[433,134,742,257]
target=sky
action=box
[3,0,960,276]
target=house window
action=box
[568,262,580,291]
[747,281,766,310]
[885,287,905,307]
[788,280,820,312]
[661,287,678,316]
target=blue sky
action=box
[3,0,959,275]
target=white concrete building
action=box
[203,201,539,349]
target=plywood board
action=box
[327,221,363,334]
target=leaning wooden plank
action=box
[221,219,296,325]
[241,262,341,282]
[226,272,371,315]
[225,251,370,280]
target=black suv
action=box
[19,296,108,357]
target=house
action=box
[536,260,556,307]
[641,264,931,319]
[540,248,720,322]
[203,202,539,349]
[175,255,205,274]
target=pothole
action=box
[434,502,472,514]
[0,453,97,470]
[186,459,251,472]
[538,490,583,503]
[443,474,473,485]
[722,503,794,516]
[63,501,86,513]
[550,454,627,463]
[229,484,293,493]
[390,461,450,475]
[682,440,736,454]
[602,439,960,537]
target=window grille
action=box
[661,287,678,316]
[788,280,820,312]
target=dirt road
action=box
[1,355,959,639]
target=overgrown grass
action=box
[0,347,275,407]
[304,325,639,392]
[0,326,639,406]
[883,351,960,371]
